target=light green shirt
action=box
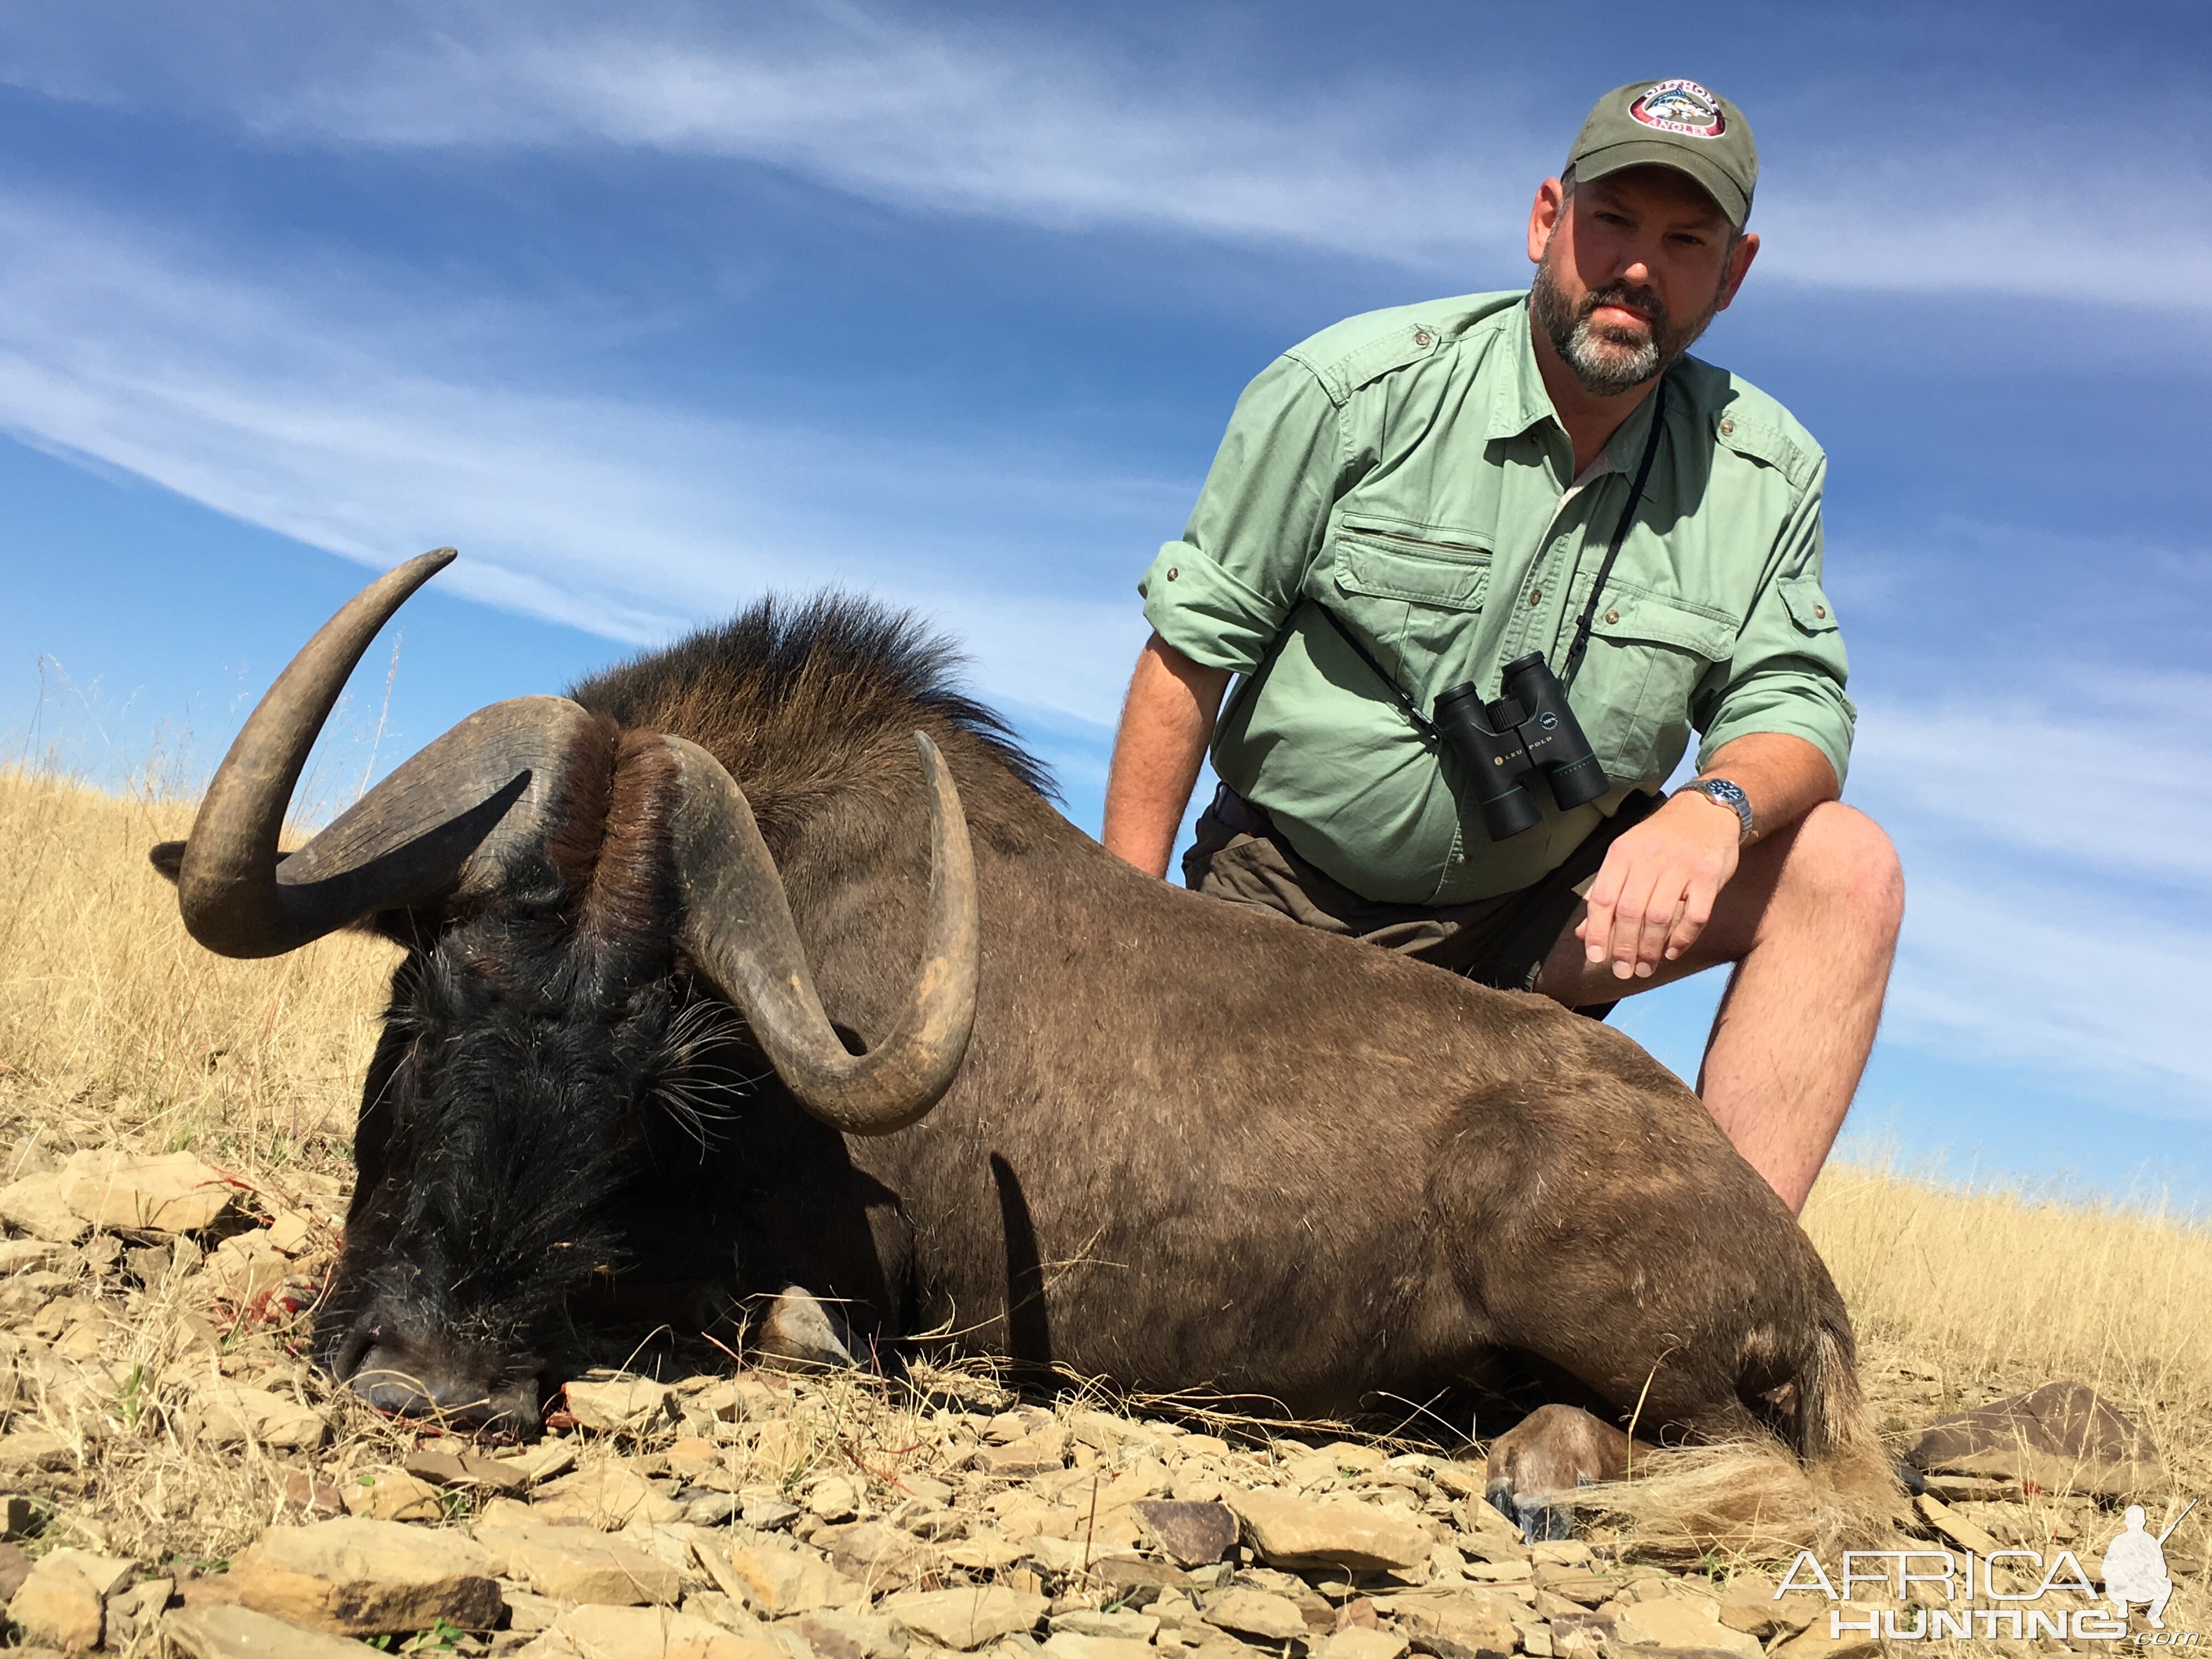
[1140,291,1853,905]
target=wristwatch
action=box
[1677,777,1754,844]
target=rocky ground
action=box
[0,1148,2197,1659]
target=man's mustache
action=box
[1581,283,1670,336]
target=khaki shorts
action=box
[1182,786,1660,1011]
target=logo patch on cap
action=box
[1629,80,1726,139]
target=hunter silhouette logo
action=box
[2104,1500,2192,1629]
[1774,1497,2198,1644]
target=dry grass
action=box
[1,764,2208,1619]
[1804,1160,2211,1508]
[0,766,397,1183]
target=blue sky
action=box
[3,2,2207,1208]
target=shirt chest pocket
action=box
[1578,586,1741,783]
[1326,523,1494,690]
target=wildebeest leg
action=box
[1485,1404,1634,1541]
[755,1285,860,1372]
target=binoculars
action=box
[1432,653,1611,840]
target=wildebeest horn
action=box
[664,732,979,1136]
[155,549,597,956]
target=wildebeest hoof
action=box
[755,1284,859,1372]
[1485,1402,1633,1543]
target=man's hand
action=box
[1576,735,1841,979]
[1578,788,1743,979]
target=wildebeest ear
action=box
[149,842,185,884]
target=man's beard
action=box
[1531,256,1723,397]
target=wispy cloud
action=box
[5,4,2199,307]
[0,185,1160,721]
[1846,685,2212,1118]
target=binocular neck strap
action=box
[1313,602,1436,738]
[1310,376,1668,732]
[1563,377,1667,687]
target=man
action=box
[1101,80,1903,1214]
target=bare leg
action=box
[1537,803,1904,1213]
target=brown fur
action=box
[538,595,1900,1543]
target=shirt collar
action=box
[1486,294,1556,442]
[1493,293,1670,479]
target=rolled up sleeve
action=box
[1139,356,1347,673]
[1691,456,1857,787]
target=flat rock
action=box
[9,1551,103,1651]
[1903,1378,2163,1499]
[1131,1500,1238,1567]
[163,1602,386,1657]
[185,1378,326,1451]
[1227,1488,1430,1572]
[1313,1629,1411,1659]
[480,1520,682,1605]
[715,1539,864,1617]
[531,1602,782,1658]
[405,1446,532,1495]
[1613,1596,1763,1657]
[1382,1589,1523,1657]
[972,1431,1068,1478]
[1911,1492,2001,1555]
[878,1585,1048,1650]
[1769,1619,1882,1659]
[1042,1633,1153,1659]
[0,1239,72,1273]
[817,1520,929,1582]
[1202,1588,1307,1641]
[536,1462,688,1530]
[1051,1610,1160,1642]
[340,1468,444,1523]
[0,1429,72,1474]
[792,1607,911,1659]
[59,1149,235,1234]
[568,1375,679,1435]
[0,1173,90,1244]
[0,1539,32,1597]
[222,1516,503,1635]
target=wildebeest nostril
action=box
[349,1341,544,1439]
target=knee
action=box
[1779,803,1904,940]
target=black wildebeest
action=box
[155,551,1894,1538]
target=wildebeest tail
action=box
[1586,1317,1906,1562]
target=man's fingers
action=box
[1664,878,1720,961]
[1633,885,1680,977]
[1607,871,1663,979]
[1581,850,1629,961]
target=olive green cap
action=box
[1565,80,1758,227]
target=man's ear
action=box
[149,841,184,884]
[1527,177,1567,266]
[1715,230,1759,313]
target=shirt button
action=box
[1814,603,1827,618]
[1527,588,1543,606]
[1166,567,1179,580]
[1719,417,1736,436]
[1604,608,1620,625]
[1414,330,1432,346]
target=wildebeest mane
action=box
[567,593,1054,855]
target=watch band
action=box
[1678,777,1754,844]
